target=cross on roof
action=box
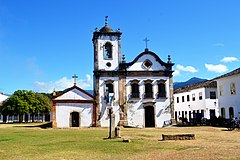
[143,37,150,49]
[72,74,78,86]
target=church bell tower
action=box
[92,17,122,71]
[92,17,122,126]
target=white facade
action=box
[98,77,120,127]
[55,103,93,128]
[174,81,219,122]
[52,86,94,128]
[93,22,174,128]
[97,36,120,71]
[0,93,9,103]
[127,54,166,71]
[215,70,240,119]
[126,77,171,128]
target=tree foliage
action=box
[0,90,52,116]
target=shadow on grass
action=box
[13,122,52,129]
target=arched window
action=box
[144,80,153,98]
[104,80,114,104]
[104,42,112,59]
[130,80,140,98]
[221,107,226,118]
[106,83,114,93]
[229,107,234,119]
[157,80,166,98]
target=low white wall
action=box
[56,103,93,128]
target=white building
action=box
[93,19,174,128]
[0,92,9,103]
[214,67,240,119]
[174,80,219,123]
[52,84,95,128]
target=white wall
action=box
[55,89,92,100]
[174,87,218,121]
[97,36,119,71]
[126,76,171,128]
[56,103,93,128]
[127,54,166,71]
[0,93,9,103]
[98,77,120,127]
[217,74,240,119]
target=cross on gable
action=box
[72,74,78,86]
[143,37,150,49]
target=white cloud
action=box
[213,43,224,47]
[176,64,198,73]
[205,64,228,73]
[173,70,180,76]
[220,56,239,63]
[34,74,92,93]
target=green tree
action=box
[0,90,52,123]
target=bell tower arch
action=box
[92,17,122,71]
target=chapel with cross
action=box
[93,17,174,128]
[52,17,174,128]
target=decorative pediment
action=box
[53,86,94,101]
[121,49,174,72]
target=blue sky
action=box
[0,0,240,94]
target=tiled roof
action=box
[213,67,240,80]
[174,80,217,94]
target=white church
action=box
[52,19,174,128]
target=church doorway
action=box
[70,112,80,127]
[145,106,155,127]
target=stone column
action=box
[94,78,101,127]
[52,102,57,128]
[169,76,175,124]
[118,75,128,126]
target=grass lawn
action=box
[0,123,239,160]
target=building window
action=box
[106,83,114,93]
[104,80,114,104]
[219,85,224,96]
[177,97,179,103]
[130,80,140,98]
[221,107,226,118]
[192,94,195,101]
[201,110,204,118]
[182,96,184,102]
[230,82,236,95]
[104,42,112,59]
[187,95,190,102]
[157,80,166,98]
[199,92,202,100]
[143,59,152,69]
[229,107,234,119]
[144,80,153,98]
[210,91,216,99]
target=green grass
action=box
[0,123,239,160]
